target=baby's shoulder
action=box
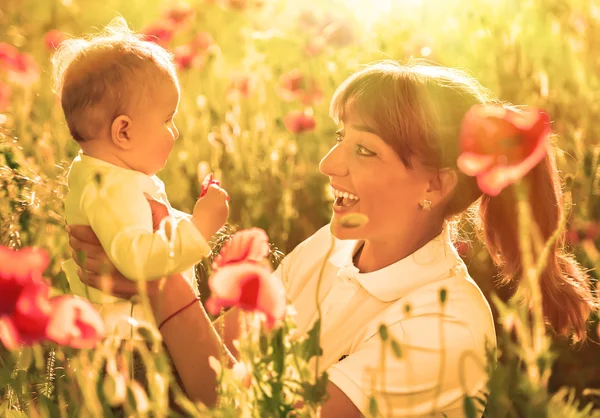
[69,161,153,198]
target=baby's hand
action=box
[192,183,229,241]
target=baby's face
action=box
[128,79,180,176]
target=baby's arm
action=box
[80,181,210,281]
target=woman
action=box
[68,60,593,417]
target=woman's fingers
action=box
[69,235,107,261]
[72,251,112,274]
[68,225,101,245]
[78,269,140,299]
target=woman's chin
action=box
[330,214,366,240]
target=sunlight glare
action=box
[345,0,423,27]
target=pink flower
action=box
[457,105,550,196]
[278,69,322,104]
[229,74,251,98]
[0,43,19,67]
[164,2,196,25]
[206,262,286,328]
[305,37,326,57]
[8,52,40,86]
[321,21,354,48]
[284,110,316,133]
[279,69,304,98]
[173,44,205,71]
[454,241,470,257]
[297,9,320,30]
[46,296,105,349]
[223,0,249,9]
[192,32,214,52]
[0,82,10,112]
[566,229,580,246]
[44,30,67,51]
[141,21,175,47]
[214,228,269,268]
[199,173,221,197]
[0,43,40,86]
[0,247,49,310]
[585,222,600,240]
[0,246,104,350]
[0,281,52,350]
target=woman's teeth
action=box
[332,188,360,208]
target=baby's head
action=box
[53,18,180,175]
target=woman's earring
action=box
[420,200,432,212]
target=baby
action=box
[53,19,228,338]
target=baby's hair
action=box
[52,17,177,142]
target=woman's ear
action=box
[427,168,458,203]
[111,115,134,150]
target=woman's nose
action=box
[319,143,347,177]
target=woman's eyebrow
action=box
[351,124,378,135]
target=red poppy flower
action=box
[284,110,316,133]
[192,32,214,52]
[0,43,40,87]
[457,104,550,196]
[305,37,326,57]
[141,21,175,47]
[206,262,285,328]
[321,21,354,48]
[229,74,251,97]
[0,246,104,350]
[44,30,67,51]
[46,296,105,349]
[0,280,52,350]
[0,43,19,67]
[278,69,322,104]
[173,44,205,71]
[214,228,269,268]
[199,173,221,198]
[0,247,49,312]
[164,2,195,25]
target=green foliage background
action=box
[2,0,600,414]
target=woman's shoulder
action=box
[361,261,495,345]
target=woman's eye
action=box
[357,145,376,157]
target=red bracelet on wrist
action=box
[158,296,202,331]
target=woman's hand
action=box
[67,195,170,299]
[67,224,140,299]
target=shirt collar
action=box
[328,228,457,302]
[75,151,165,195]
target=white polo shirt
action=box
[275,224,496,417]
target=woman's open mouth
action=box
[332,187,360,208]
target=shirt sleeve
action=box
[327,314,487,417]
[80,180,211,281]
[171,208,192,220]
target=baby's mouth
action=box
[332,188,360,208]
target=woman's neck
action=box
[355,223,444,273]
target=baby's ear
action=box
[111,115,133,149]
